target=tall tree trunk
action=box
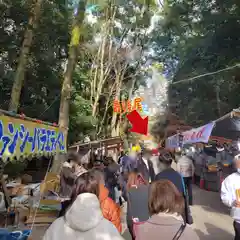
[111,75,122,136]
[9,0,43,112]
[51,0,86,173]
[91,5,116,118]
[97,82,116,136]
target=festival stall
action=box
[69,137,123,165]
[166,108,240,192]
[0,109,66,239]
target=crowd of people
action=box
[42,146,200,240]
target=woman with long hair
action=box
[125,170,149,239]
[134,180,199,240]
[43,172,123,240]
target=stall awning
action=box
[166,108,240,149]
[0,112,66,161]
[211,109,240,141]
[69,137,123,152]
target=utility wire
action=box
[39,94,60,118]
[170,63,240,85]
[10,64,240,117]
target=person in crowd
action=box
[155,151,193,225]
[44,172,123,240]
[124,170,149,239]
[155,150,184,195]
[120,149,138,176]
[93,159,105,170]
[91,168,122,233]
[221,154,240,240]
[118,147,141,195]
[134,180,199,240]
[78,149,91,170]
[58,171,95,217]
[59,152,85,200]
[176,151,195,205]
[137,147,155,183]
[118,149,125,164]
[104,157,121,202]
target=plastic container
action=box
[0,229,31,240]
[0,228,10,240]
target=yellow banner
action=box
[0,115,66,161]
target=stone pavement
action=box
[190,185,234,239]
[30,185,234,240]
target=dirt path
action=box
[190,185,234,239]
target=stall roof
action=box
[69,137,123,152]
[211,108,240,141]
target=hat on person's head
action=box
[151,148,159,156]
[135,145,141,152]
[132,146,137,152]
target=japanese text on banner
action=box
[0,115,66,160]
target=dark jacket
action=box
[155,168,184,194]
[126,184,150,237]
[59,162,77,198]
[155,168,193,225]
[104,163,121,201]
[137,158,155,183]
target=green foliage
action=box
[151,0,240,128]
[69,95,96,144]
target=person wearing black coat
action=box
[137,148,155,183]
[104,157,121,202]
[155,150,193,225]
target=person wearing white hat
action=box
[221,154,240,240]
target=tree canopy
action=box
[1,0,240,146]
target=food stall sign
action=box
[166,122,214,149]
[0,115,66,161]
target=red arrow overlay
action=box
[126,110,148,135]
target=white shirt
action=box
[221,172,240,222]
[176,155,195,178]
[142,157,151,182]
[142,157,149,170]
